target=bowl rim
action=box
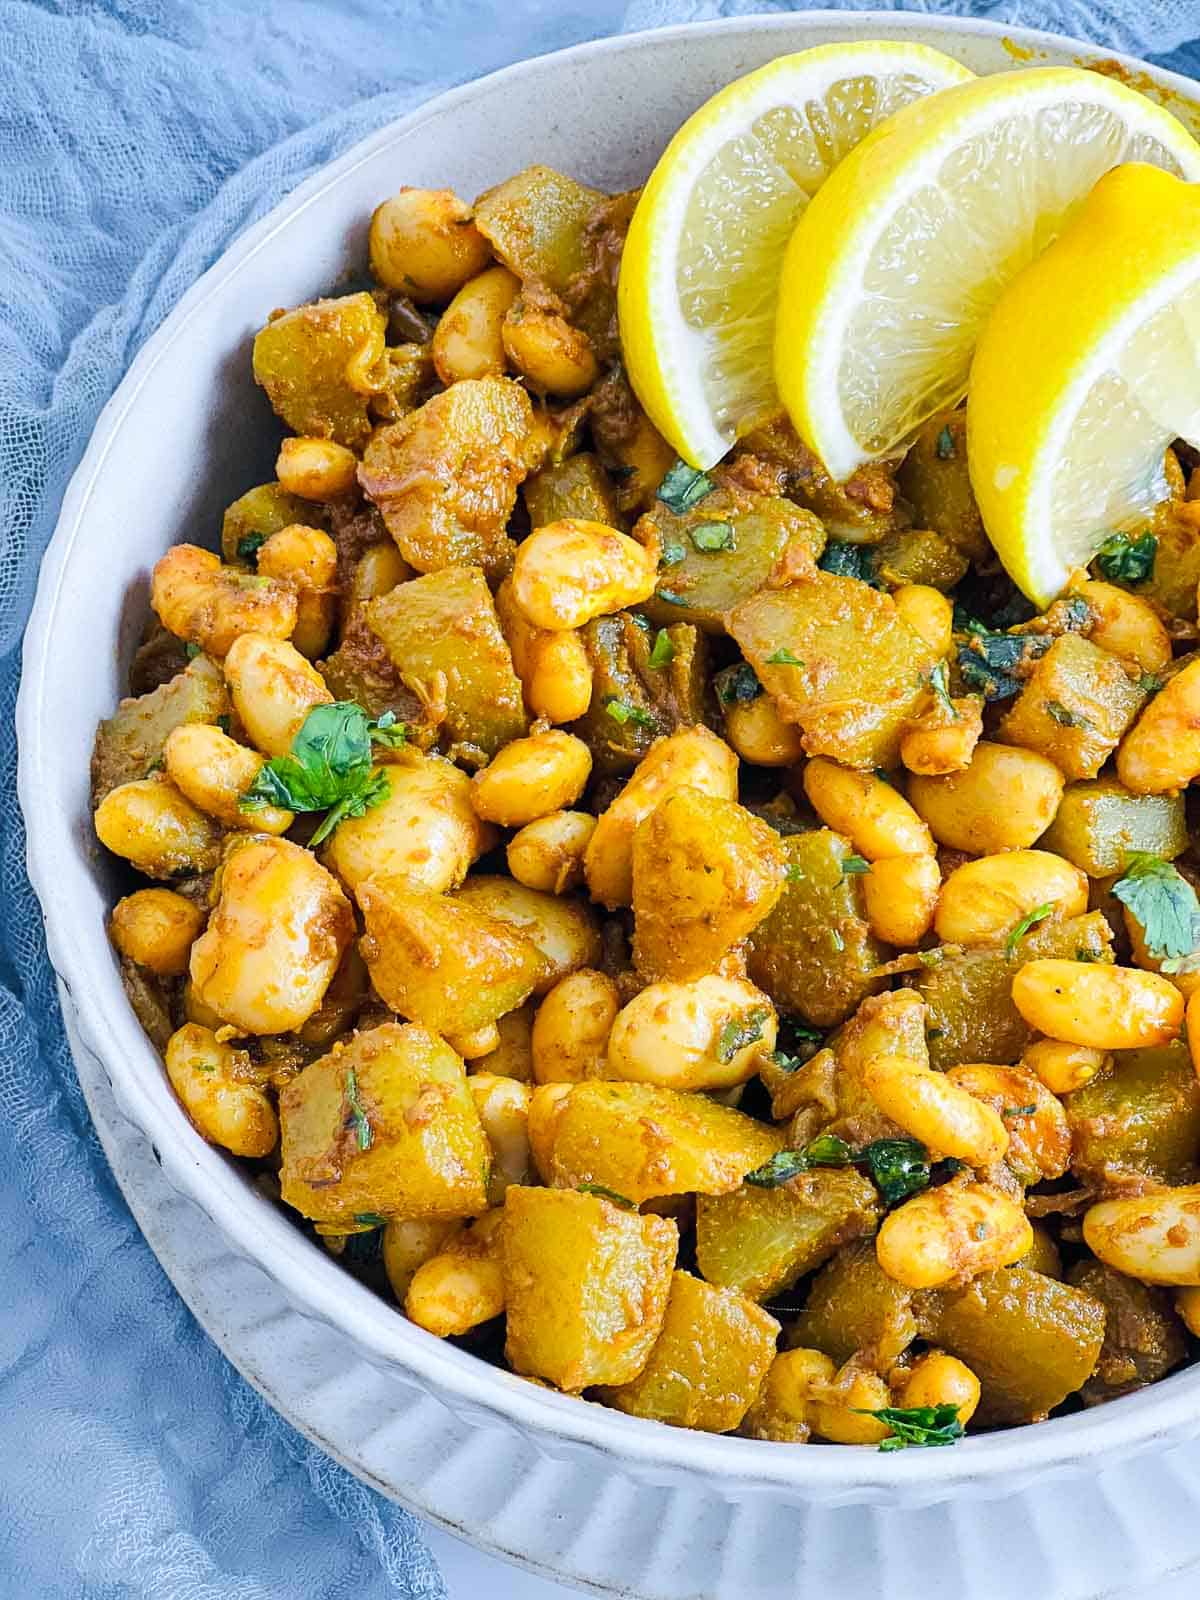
[18,8,1200,1502]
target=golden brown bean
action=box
[1117,657,1200,794]
[405,1211,506,1335]
[802,758,932,860]
[511,520,658,631]
[257,523,339,659]
[275,437,359,501]
[526,1082,573,1177]
[897,1351,980,1426]
[933,850,1087,946]
[1012,959,1183,1049]
[875,1181,1033,1289]
[863,1055,1009,1167]
[722,692,806,767]
[163,722,293,832]
[151,544,297,658]
[1175,1285,1200,1336]
[431,264,520,384]
[1021,1038,1110,1095]
[809,1367,893,1446]
[531,970,619,1084]
[164,1023,278,1157]
[470,730,592,827]
[109,888,205,977]
[1074,580,1172,674]
[223,632,332,758]
[473,1003,535,1082]
[346,542,413,610]
[369,187,492,303]
[189,837,354,1034]
[507,810,597,894]
[900,695,983,776]
[892,586,953,655]
[383,1218,464,1303]
[468,1073,533,1202]
[861,853,940,946]
[502,300,598,398]
[447,1023,502,1061]
[607,977,776,1092]
[94,776,223,878]
[909,741,1064,853]
[494,576,593,724]
[1083,1186,1200,1285]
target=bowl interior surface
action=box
[20,10,1200,1503]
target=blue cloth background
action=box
[2,1,1199,1595]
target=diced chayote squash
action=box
[91,655,229,805]
[252,291,387,450]
[1039,776,1187,876]
[1066,1041,1200,1187]
[998,633,1147,780]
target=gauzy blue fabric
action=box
[1,1,1198,1595]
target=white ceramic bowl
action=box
[19,14,1200,1598]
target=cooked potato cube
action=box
[501,1185,677,1391]
[279,1022,490,1227]
[537,1080,783,1204]
[637,487,825,635]
[453,876,601,995]
[915,910,1113,1071]
[572,613,711,778]
[695,1168,880,1302]
[523,451,617,529]
[252,292,387,450]
[366,566,528,758]
[728,572,936,769]
[474,165,604,295]
[91,655,230,805]
[998,633,1147,780]
[358,377,532,580]
[921,1265,1106,1425]
[597,1270,779,1432]
[632,789,787,982]
[1039,776,1188,876]
[1066,1041,1200,1187]
[747,828,888,1029]
[357,876,544,1035]
[789,1238,917,1371]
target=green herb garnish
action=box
[578,1183,637,1211]
[830,928,845,952]
[716,662,763,705]
[716,1006,771,1064]
[648,629,675,669]
[1075,947,1102,962]
[690,520,735,552]
[1005,901,1055,957]
[660,539,687,567]
[236,531,267,564]
[957,625,1050,702]
[785,863,805,883]
[354,1212,388,1228]
[1046,700,1092,730]
[1095,530,1157,585]
[656,588,690,607]
[604,697,657,729]
[765,648,804,666]
[861,1403,964,1451]
[819,540,883,588]
[929,659,957,718]
[743,1134,854,1188]
[184,641,202,660]
[1003,1104,1038,1119]
[859,1138,930,1207]
[658,460,713,514]
[1112,852,1200,964]
[1139,672,1164,695]
[842,856,871,876]
[935,425,956,460]
[238,701,404,845]
[344,1068,372,1152]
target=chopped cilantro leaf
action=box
[818,540,882,588]
[842,856,871,876]
[648,629,675,669]
[657,460,713,514]
[716,1006,770,1064]
[1046,699,1092,730]
[184,641,202,659]
[578,1183,637,1211]
[236,531,267,564]
[660,540,687,567]
[715,662,762,705]
[765,647,804,666]
[1095,531,1157,585]
[929,659,957,718]
[1113,853,1200,963]
[1139,672,1164,695]
[344,1069,372,1152]
[957,627,1050,701]
[785,863,805,883]
[656,587,689,607]
[935,425,956,460]
[859,1138,930,1207]
[604,697,657,729]
[863,1403,964,1451]
[354,1212,388,1228]
[1005,901,1055,957]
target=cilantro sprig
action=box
[239,702,406,845]
[1095,530,1157,585]
[744,1134,931,1207]
[1112,853,1200,966]
[859,1403,965,1451]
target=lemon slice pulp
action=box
[970,163,1200,606]
[774,66,1200,483]
[617,41,973,470]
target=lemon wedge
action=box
[970,163,1200,606]
[617,41,973,470]
[775,67,1200,483]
